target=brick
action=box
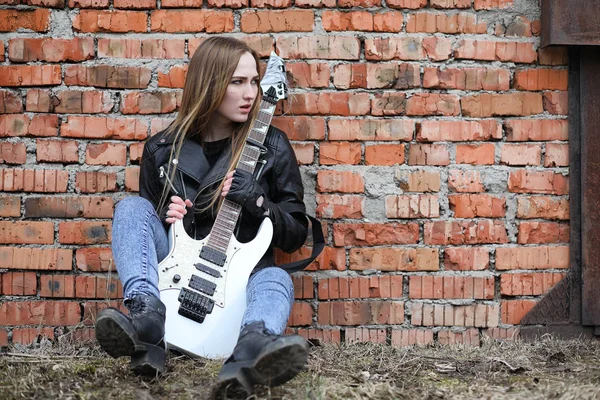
[455,40,537,63]
[158,65,187,88]
[76,247,113,272]
[25,89,51,113]
[316,194,363,219]
[409,276,494,300]
[518,221,569,244]
[386,194,439,218]
[0,142,27,164]
[292,275,314,299]
[121,92,180,114]
[394,170,440,192]
[405,93,460,116]
[0,196,20,217]
[0,90,23,114]
[125,167,140,192]
[334,63,420,90]
[12,328,55,345]
[322,11,402,32]
[65,65,151,89]
[161,0,202,5]
[150,10,234,33]
[496,246,569,270]
[0,0,65,5]
[114,0,156,8]
[346,328,387,344]
[318,301,403,325]
[319,142,361,165]
[0,247,72,270]
[61,116,148,140]
[288,302,313,326]
[423,67,510,91]
[36,139,78,163]
[334,222,419,246]
[98,38,185,59]
[517,196,569,220]
[444,247,490,271]
[498,16,536,37]
[0,221,54,244]
[411,303,499,327]
[456,143,496,165]
[0,301,81,326]
[76,275,123,299]
[1,115,62,137]
[285,92,369,116]
[8,38,94,62]
[505,119,568,141]
[338,0,381,6]
[438,329,479,346]
[0,329,7,347]
[349,247,438,272]
[318,276,403,299]
[58,221,112,245]
[305,247,347,271]
[52,90,114,114]
[0,65,61,87]
[293,143,314,165]
[68,0,110,6]
[539,47,568,66]
[0,9,50,32]
[24,196,113,219]
[406,12,486,34]
[508,170,568,195]
[388,0,426,8]
[483,327,520,340]
[408,144,450,166]
[391,329,434,347]
[287,62,330,88]
[543,92,568,115]
[241,10,314,33]
[250,0,290,7]
[501,300,536,324]
[75,171,118,193]
[449,194,506,218]
[82,301,125,325]
[499,143,541,166]
[329,119,414,141]
[462,93,543,117]
[1,272,37,295]
[500,272,565,296]
[430,0,471,7]
[365,144,405,165]
[514,69,568,91]
[271,116,325,140]
[317,170,364,193]
[294,328,340,344]
[1,169,69,193]
[40,275,76,298]
[425,220,509,245]
[277,36,360,60]
[474,0,513,9]
[73,10,147,33]
[365,37,452,61]
[86,143,127,166]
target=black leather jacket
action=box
[138,125,309,273]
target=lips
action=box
[240,104,252,113]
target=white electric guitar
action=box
[157,52,289,359]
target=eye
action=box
[231,80,242,85]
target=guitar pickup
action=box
[194,263,221,278]
[189,274,217,296]
[178,287,214,324]
[199,247,227,267]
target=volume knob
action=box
[173,274,181,283]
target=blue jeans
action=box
[112,196,294,335]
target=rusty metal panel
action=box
[542,0,600,47]
[581,47,600,325]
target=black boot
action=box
[216,321,309,393]
[95,294,167,376]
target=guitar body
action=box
[158,217,273,359]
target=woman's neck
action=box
[205,114,235,142]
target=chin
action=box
[229,114,249,123]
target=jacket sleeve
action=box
[139,143,170,232]
[266,132,309,253]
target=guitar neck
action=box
[205,98,277,254]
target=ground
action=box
[1,336,600,399]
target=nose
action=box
[243,82,257,100]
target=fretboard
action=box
[205,99,277,254]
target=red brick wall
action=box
[0,0,569,347]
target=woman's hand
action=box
[165,195,193,224]
[221,170,235,198]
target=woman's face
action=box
[216,52,260,124]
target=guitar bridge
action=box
[177,287,214,323]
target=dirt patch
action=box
[2,336,600,399]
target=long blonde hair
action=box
[158,37,262,215]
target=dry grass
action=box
[2,334,600,399]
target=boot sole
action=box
[95,309,140,358]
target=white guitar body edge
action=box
[158,217,274,359]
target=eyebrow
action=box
[231,75,260,79]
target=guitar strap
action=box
[278,214,326,273]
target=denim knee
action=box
[250,267,294,300]
[115,196,155,220]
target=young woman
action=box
[94,37,321,392]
